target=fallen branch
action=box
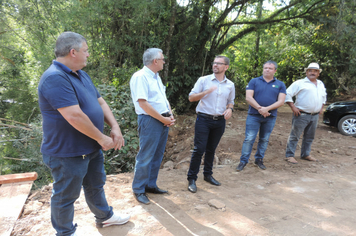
[2,157,32,162]
[0,138,36,143]
[0,123,32,131]
[0,118,29,126]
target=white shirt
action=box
[189,74,235,115]
[130,66,170,115]
[285,77,327,113]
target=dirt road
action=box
[12,105,356,236]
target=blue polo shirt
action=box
[246,76,286,116]
[38,61,103,157]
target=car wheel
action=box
[337,115,356,136]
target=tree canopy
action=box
[2,0,351,113]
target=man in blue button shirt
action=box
[38,32,130,236]
[130,48,175,204]
[236,61,286,172]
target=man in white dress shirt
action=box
[130,48,175,204]
[285,62,327,164]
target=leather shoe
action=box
[204,175,221,186]
[236,162,246,172]
[255,158,266,170]
[145,186,168,194]
[134,193,150,205]
[188,179,197,193]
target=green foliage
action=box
[1,0,342,114]
[307,0,356,96]
[97,81,139,174]
[224,0,356,99]
[0,53,39,122]
[0,116,52,189]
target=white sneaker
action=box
[71,233,78,236]
[97,213,130,228]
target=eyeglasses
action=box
[156,58,165,62]
[211,62,226,66]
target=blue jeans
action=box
[132,115,169,193]
[240,114,277,164]
[286,113,319,158]
[43,150,113,236]
[187,115,226,181]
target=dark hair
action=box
[215,55,230,65]
[263,60,278,70]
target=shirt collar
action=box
[211,74,227,83]
[143,66,157,78]
[53,60,83,75]
[303,77,320,83]
[259,75,276,82]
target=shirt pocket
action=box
[318,87,327,98]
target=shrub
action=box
[98,83,139,174]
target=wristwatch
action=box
[229,107,234,112]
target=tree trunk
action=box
[163,0,177,83]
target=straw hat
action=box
[304,62,322,73]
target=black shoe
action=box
[188,179,197,193]
[236,162,246,172]
[134,193,150,204]
[145,186,168,194]
[204,175,221,186]
[255,159,266,170]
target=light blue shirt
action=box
[130,66,170,115]
[189,74,235,115]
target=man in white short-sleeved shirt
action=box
[285,62,327,164]
[130,48,175,205]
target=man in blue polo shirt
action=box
[38,32,130,236]
[236,61,286,172]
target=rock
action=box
[163,161,174,169]
[317,150,326,155]
[173,148,180,154]
[214,155,219,165]
[41,185,51,192]
[175,161,190,170]
[208,199,226,211]
[331,149,338,154]
[23,201,43,215]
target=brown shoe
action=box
[301,156,318,162]
[285,157,298,164]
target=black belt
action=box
[300,111,319,116]
[198,112,225,120]
[161,112,172,117]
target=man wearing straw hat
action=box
[285,62,327,164]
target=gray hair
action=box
[55,32,87,58]
[215,55,230,65]
[143,48,163,66]
[263,60,278,70]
